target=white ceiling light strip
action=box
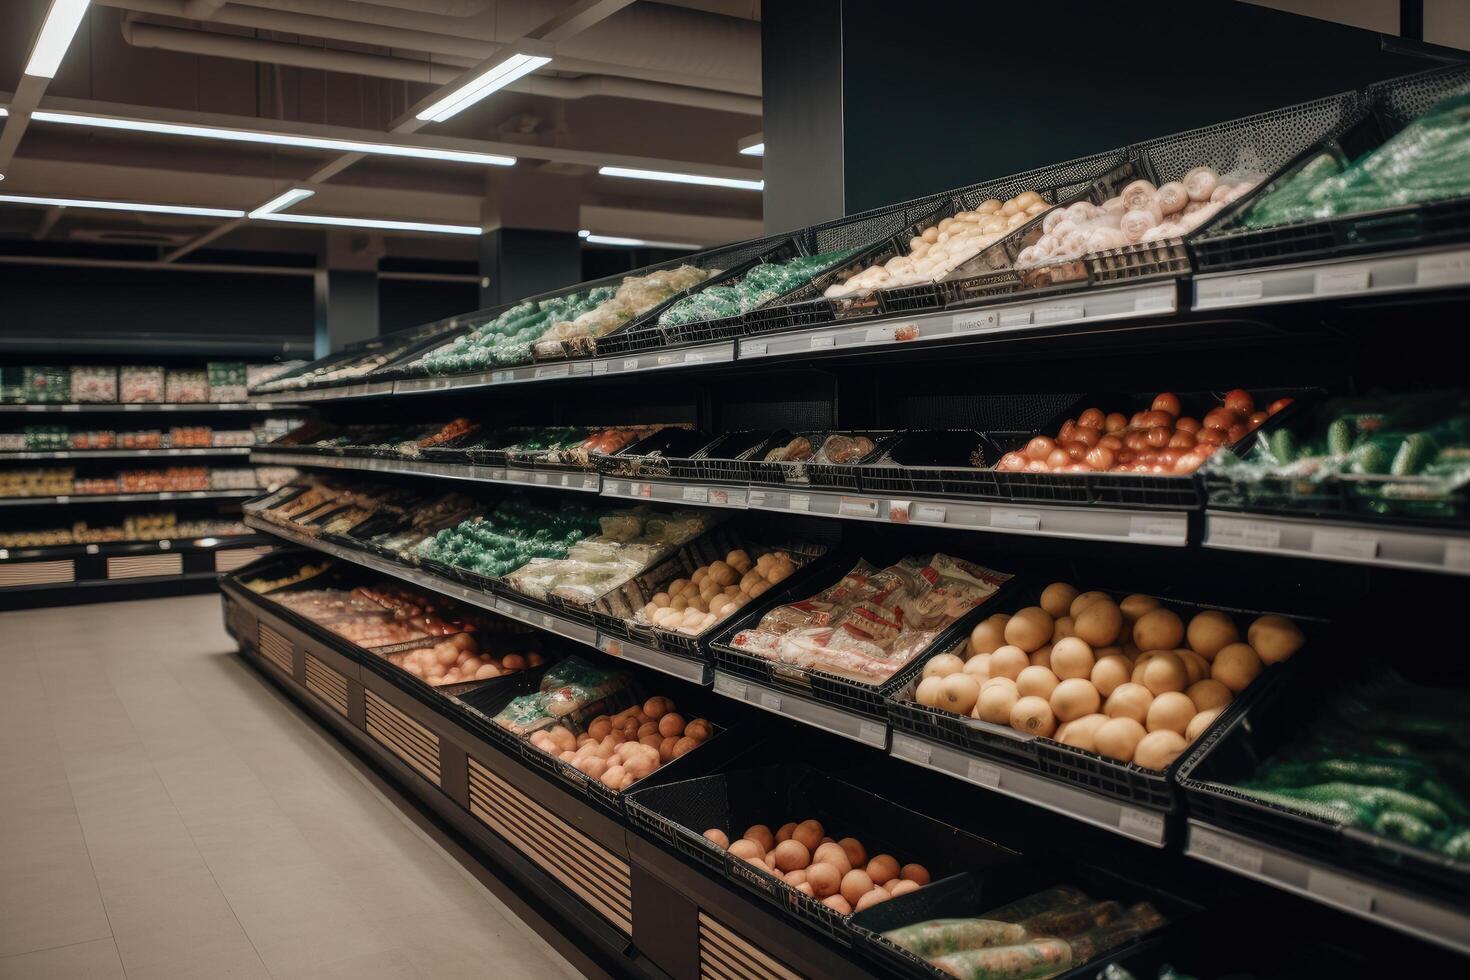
[25,110,517,166]
[253,212,482,236]
[248,188,314,219]
[416,54,552,123]
[598,166,763,191]
[25,0,90,80]
[0,193,244,218]
[582,233,700,249]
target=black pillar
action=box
[479,229,583,308]
[314,269,380,357]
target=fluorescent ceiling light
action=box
[598,166,763,192]
[0,193,243,218]
[26,110,517,166]
[249,188,314,219]
[26,0,89,79]
[583,234,700,250]
[739,142,765,157]
[254,212,481,236]
[416,54,552,123]
[577,228,591,237]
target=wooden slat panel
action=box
[0,560,75,587]
[304,654,348,717]
[106,553,183,579]
[467,758,631,933]
[699,912,804,980]
[365,691,439,784]
[215,546,273,573]
[257,623,294,677]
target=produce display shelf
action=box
[282,381,394,402]
[712,671,889,748]
[888,731,1168,848]
[1204,511,1470,576]
[0,489,259,507]
[600,477,748,509]
[595,632,711,685]
[392,359,598,393]
[738,281,1179,361]
[249,451,601,493]
[745,486,1190,546]
[1,447,253,460]
[1192,245,1470,311]
[0,401,297,413]
[1186,820,1470,955]
[0,533,273,564]
[589,341,737,376]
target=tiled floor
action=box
[0,594,585,980]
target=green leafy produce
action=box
[416,495,603,578]
[411,288,617,375]
[657,248,861,328]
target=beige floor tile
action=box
[100,867,256,972]
[272,946,422,980]
[0,938,125,980]
[0,865,112,958]
[117,942,271,980]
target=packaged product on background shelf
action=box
[913,583,1304,771]
[22,367,71,404]
[730,554,1011,683]
[245,361,305,392]
[398,418,478,456]
[531,265,715,359]
[0,434,25,452]
[70,430,117,450]
[70,366,118,403]
[0,368,23,404]
[417,497,606,579]
[165,370,210,404]
[207,468,258,491]
[119,430,165,449]
[825,192,1051,298]
[119,366,165,403]
[251,467,298,491]
[242,559,332,593]
[252,417,303,445]
[0,468,74,497]
[23,426,68,451]
[119,467,210,492]
[74,476,120,495]
[206,362,249,402]
[169,426,212,448]
[210,429,256,447]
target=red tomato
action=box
[1175,416,1201,434]
[1078,407,1105,430]
[1025,436,1056,461]
[1168,430,1197,449]
[1146,426,1171,448]
[1227,423,1247,443]
[1197,428,1227,446]
[1203,408,1236,431]
[1047,448,1072,469]
[1223,389,1254,415]
[1085,445,1115,470]
[1100,434,1123,451]
[1073,427,1101,447]
[1065,441,1089,461]
[1151,392,1182,416]
[1104,412,1128,433]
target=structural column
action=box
[478,229,583,308]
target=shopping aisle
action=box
[0,595,584,980]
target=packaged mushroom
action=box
[825,192,1051,298]
[636,547,805,636]
[1016,166,1265,270]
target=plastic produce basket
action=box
[885,582,1311,813]
[596,428,721,480]
[859,429,1009,499]
[749,430,901,492]
[1175,658,1470,904]
[515,682,745,817]
[987,388,1311,511]
[648,239,812,350]
[1191,64,1470,274]
[709,558,1017,723]
[624,764,1014,944]
[848,865,1194,980]
[667,429,789,485]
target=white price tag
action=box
[56,495,70,503]
[533,472,550,484]
[1134,289,1174,313]
[992,508,1041,531]
[591,361,609,375]
[682,486,709,503]
[913,502,947,524]
[893,737,931,764]
[966,759,1002,787]
[1315,267,1370,295]
[1128,516,1184,541]
[747,489,766,507]
[604,480,621,495]
[655,353,679,366]
[744,341,768,357]
[1217,277,1263,301]
[953,311,998,333]
[1118,807,1165,841]
[1213,519,1282,549]
[838,496,880,519]
[809,334,836,349]
[1307,868,1375,913]
[598,635,624,657]
[534,364,569,379]
[85,544,99,555]
[714,675,748,700]
[761,691,782,711]
[1192,829,1264,873]
[61,404,80,413]
[709,489,730,506]
[1417,251,1470,288]
[1444,538,1470,571]
[1033,305,1083,324]
[159,540,171,550]
[788,494,810,512]
[998,309,1033,328]
[887,500,911,523]
[1311,528,1379,559]
[638,482,653,499]
[124,404,142,412]
[858,720,887,745]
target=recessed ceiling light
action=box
[0,192,244,218]
[248,188,315,219]
[597,166,763,192]
[582,233,701,249]
[26,0,90,79]
[25,110,518,166]
[416,53,552,123]
[253,212,482,236]
[738,133,764,157]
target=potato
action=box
[1212,642,1262,692]
[1145,691,1195,734]
[1059,713,1108,752]
[939,673,981,716]
[1248,615,1303,664]
[923,653,965,679]
[1050,677,1101,723]
[1104,683,1153,723]
[976,679,1019,724]
[968,614,1010,657]
[1186,610,1239,659]
[1004,607,1053,653]
[1040,582,1078,618]
[1094,717,1146,762]
[1133,730,1188,770]
[1010,695,1057,737]
[988,645,1029,680]
[1134,609,1185,652]
[1091,654,1131,697]
[1186,678,1232,712]
[1015,665,1060,700]
[1140,651,1188,695]
[1074,600,1123,647]
[1050,637,1095,680]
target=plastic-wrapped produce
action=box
[532,265,714,358]
[492,656,627,734]
[412,289,616,375]
[417,497,604,579]
[207,362,248,402]
[658,249,859,327]
[70,366,118,403]
[166,370,210,403]
[120,366,165,403]
[21,367,71,404]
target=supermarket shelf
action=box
[595,633,711,685]
[0,533,272,563]
[278,381,394,402]
[0,489,259,507]
[739,281,1179,361]
[1187,820,1470,956]
[601,477,747,509]
[889,732,1168,848]
[250,451,602,492]
[0,402,299,413]
[1,447,253,460]
[712,671,888,748]
[1193,245,1470,312]
[1205,511,1470,576]
[591,341,737,376]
